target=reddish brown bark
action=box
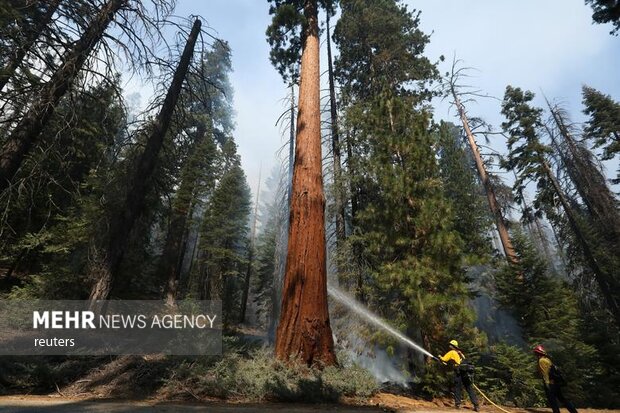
[0,0,126,193]
[274,0,336,367]
[451,89,519,266]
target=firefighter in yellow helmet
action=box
[436,339,479,411]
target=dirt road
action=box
[0,396,387,413]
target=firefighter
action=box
[533,345,578,413]
[436,339,480,411]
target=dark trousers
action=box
[545,384,578,413]
[454,373,479,408]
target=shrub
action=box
[163,347,379,402]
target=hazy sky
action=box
[139,0,619,195]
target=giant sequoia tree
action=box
[267,0,337,366]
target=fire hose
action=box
[472,383,513,413]
[328,286,514,413]
[432,357,513,413]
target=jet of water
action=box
[327,284,435,359]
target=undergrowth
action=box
[163,347,379,402]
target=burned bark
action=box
[274,0,337,366]
[287,84,295,206]
[326,11,345,250]
[162,123,208,306]
[0,0,126,193]
[89,18,202,302]
[240,168,261,324]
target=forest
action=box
[0,0,619,410]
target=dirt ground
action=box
[2,394,619,413]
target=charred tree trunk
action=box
[0,0,61,93]
[287,83,295,206]
[162,123,208,306]
[0,0,126,192]
[89,19,202,302]
[345,130,365,303]
[451,89,519,266]
[326,12,345,251]
[274,0,337,366]
[240,168,261,324]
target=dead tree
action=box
[0,0,61,93]
[162,123,211,306]
[89,18,202,302]
[0,0,126,193]
[240,167,261,323]
[449,84,518,266]
[326,11,345,250]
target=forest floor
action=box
[2,352,618,413]
[1,393,620,413]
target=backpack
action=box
[549,364,567,386]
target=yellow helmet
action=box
[449,339,459,348]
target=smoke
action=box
[336,332,410,385]
[467,265,525,346]
[328,284,437,385]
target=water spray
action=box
[327,284,434,359]
[328,284,514,413]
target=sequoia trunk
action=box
[274,0,336,366]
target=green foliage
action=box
[266,0,336,83]
[501,86,556,215]
[585,0,620,34]
[334,0,437,102]
[435,121,493,261]
[164,348,378,402]
[0,78,126,299]
[494,231,603,405]
[476,343,545,407]
[333,0,480,393]
[582,85,620,184]
[189,145,251,324]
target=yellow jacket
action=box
[440,349,462,366]
[538,356,553,385]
